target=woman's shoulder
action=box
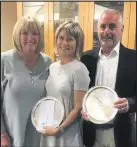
[49,62,59,68]
[73,59,89,71]
[1,49,15,61]
[40,52,52,66]
[40,52,52,61]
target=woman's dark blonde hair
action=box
[12,16,44,53]
[55,21,84,58]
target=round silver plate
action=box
[31,96,65,130]
[83,86,118,124]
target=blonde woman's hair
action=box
[12,16,44,53]
[55,21,84,58]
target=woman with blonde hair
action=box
[1,16,52,147]
[38,21,90,147]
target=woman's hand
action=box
[37,126,60,136]
[1,133,11,147]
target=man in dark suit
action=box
[80,9,136,147]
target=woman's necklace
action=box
[15,51,40,86]
[23,56,40,86]
[16,51,39,70]
[23,60,36,71]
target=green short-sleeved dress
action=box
[1,49,52,147]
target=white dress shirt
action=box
[95,42,120,89]
[93,42,120,147]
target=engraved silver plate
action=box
[31,96,65,130]
[82,86,118,124]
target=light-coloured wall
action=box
[1,2,17,52]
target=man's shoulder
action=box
[82,50,93,56]
[120,43,136,56]
[81,47,99,57]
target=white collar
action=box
[99,42,120,59]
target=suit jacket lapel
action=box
[90,47,100,87]
[115,43,127,95]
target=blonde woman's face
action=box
[20,26,40,54]
[56,30,76,58]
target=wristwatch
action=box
[57,126,64,133]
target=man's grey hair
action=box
[99,9,123,25]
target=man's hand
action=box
[81,110,90,121]
[114,97,129,113]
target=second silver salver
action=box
[83,86,118,124]
[31,96,65,130]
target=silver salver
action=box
[82,86,118,124]
[31,96,65,130]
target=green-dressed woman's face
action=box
[19,23,40,54]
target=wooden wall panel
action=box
[44,3,49,55]
[78,2,94,51]
[16,2,22,20]
[122,2,131,47]
[43,2,54,61]
[122,2,136,49]
[48,2,54,61]
[87,2,94,50]
[128,2,136,49]
[78,2,84,32]
[78,2,87,50]
[83,3,89,50]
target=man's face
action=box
[97,12,123,49]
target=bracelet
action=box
[57,126,64,133]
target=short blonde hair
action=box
[12,16,44,53]
[55,21,84,58]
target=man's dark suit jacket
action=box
[80,43,136,147]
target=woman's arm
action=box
[1,53,11,146]
[60,90,86,129]
[1,92,11,146]
[60,63,90,131]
